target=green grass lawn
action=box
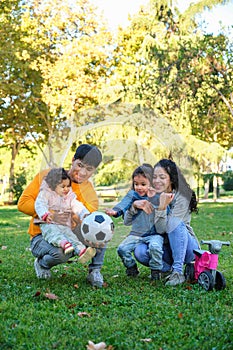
[0,203,233,350]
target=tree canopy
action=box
[0,0,232,199]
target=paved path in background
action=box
[199,197,233,203]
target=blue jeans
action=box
[117,234,164,270]
[30,234,106,271]
[134,222,199,273]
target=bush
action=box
[222,170,233,191]
[11,169,27,203]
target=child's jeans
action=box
[117,234,164,270]
[134,222,199,273]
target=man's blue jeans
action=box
[31,234,106,271]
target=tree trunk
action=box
[204,179,209,199]
[213,175,219,202]
[8,141,21,203]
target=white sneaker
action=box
[87,269,103,288]
[78,247,96,264]
[165,271,185,286]
[34,258,51,279]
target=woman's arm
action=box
[154,192,174,234]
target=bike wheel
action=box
[184,262,195,283]
[215,270,226,290]
[198,271,214,291]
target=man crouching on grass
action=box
[17,144,105,288]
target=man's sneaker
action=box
[34,258,51,279]
[126,264,139,277]
[87,269,103,288]
[165,271,185,286]
[78,247,96,264]
[151,269,161,281]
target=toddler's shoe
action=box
[126,264,139,277]
[61,241,74,255]
[78,247,96,264]
[151,269,161,281]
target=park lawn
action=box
[0,203,232,350]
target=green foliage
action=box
[95,159,135,186]
[11,168,27,203]
[112,0,233,149]
[222,170,233,191]
[0,203,233,349]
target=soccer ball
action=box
[81,211,114,248]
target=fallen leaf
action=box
[77,312,91,317]
[67,303,77,309]
[44,293,59,300]
[86,340,107,350]
[186,285,193,290]
[33,291,41,297]
[74,284,79,289]
[1,246,7,250]
[178,312,183,319]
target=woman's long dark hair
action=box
[154,159,198,213]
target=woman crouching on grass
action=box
[134,158,199,286]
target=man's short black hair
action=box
[73,144,102,168]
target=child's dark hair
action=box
[154,159,198,213]
[45,168,71,191]
[131,163,153,190]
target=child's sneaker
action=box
[151,269,161,281]
[78,247,96,264]
[61,241,74,255]
[126,264,139,277]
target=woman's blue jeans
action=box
[134,222,199,273]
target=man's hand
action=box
[52,210,71,226]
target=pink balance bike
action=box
[184,240,230,291]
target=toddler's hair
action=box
[45,167,71,191]
[131,163,153,190]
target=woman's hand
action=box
[133,199,154,214]
[158,192,174,211]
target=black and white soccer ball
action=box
[81,211,114,248]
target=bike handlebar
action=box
[200,240,230,254]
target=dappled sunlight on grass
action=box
[0,203,232,349]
